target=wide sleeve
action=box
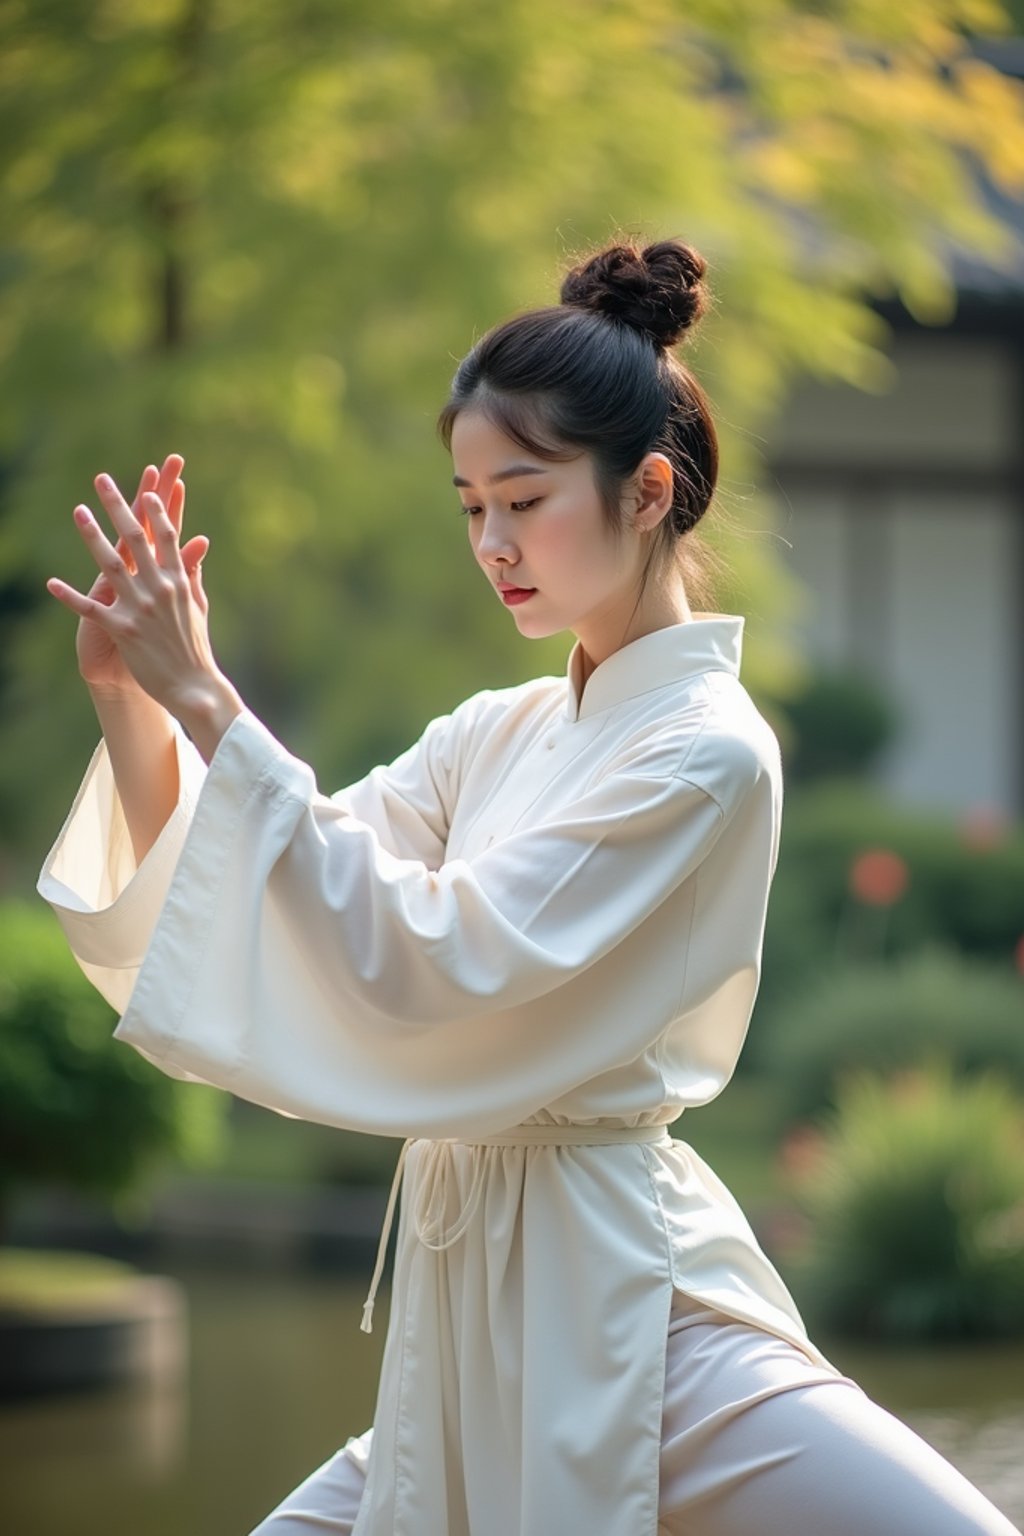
[35,714,209,1014]
[37,699,468,1023]
[326,706,462,869]
[39,705,738,1138]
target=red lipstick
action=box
[498,583,537,606]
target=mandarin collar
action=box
[564,612,745,723]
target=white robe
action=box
[37,611,842,1536]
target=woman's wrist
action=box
[84,670,245,765]
[86,678,167,712]
[169,672,246,765]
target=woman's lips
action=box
[500,587,537,606]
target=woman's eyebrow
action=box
[452,464,547,488]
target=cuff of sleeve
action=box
[36,713,208,968]
[212,704,317,804]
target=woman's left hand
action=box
[47,468,232,721]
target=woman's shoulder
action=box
[438,666,781,815]
[606,669,780,814]
[678,671,783,808]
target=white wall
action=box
[884,492,1016,814]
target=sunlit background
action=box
[2,2,1024,1532]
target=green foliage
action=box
[778,780,1024,959]
[777,666,900,783]
[745,776,1024,1050]
[2,1,1023,875]
[788,1063,1024,1340]
[0,900,227,1223]
[759,946,1024,1122]
[225,1099,402,1188]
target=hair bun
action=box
[559,238,709,350]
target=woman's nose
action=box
[475,520,517,565]
[480,542,516,567]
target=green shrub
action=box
[744,780,1024,1064]
[786,1062,1024,1340]
[761,946,1024,1124]
[777,778,1024,963]
[0,899,228,1228]
[778,667,899,784]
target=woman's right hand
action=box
[75,453,209,696]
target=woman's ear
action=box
[633,453,674,533]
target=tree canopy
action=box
[2,0,1022,876]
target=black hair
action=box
[437,236,727,615]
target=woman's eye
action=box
[458,498,542,517]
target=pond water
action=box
[1,1262,1022,1534]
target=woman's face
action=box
[450,408,646,642]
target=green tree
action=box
[2,0,1022,875]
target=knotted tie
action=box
[360,1122,673,1334]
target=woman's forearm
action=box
[88,685,180,867]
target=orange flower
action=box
[848,847,910,907]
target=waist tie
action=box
[360,1123,674,1334]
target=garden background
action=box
[2,2,1024,1532]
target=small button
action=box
[546,738,556,750]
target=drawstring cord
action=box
[359,1123,673,1334]
[361,1137,413,1334]
[360,1137,490,1334]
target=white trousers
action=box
[250,1288,1021,1536]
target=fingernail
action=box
[97,473,113,488]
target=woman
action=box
[38,239,1020,1536]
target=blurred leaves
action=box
[761,946,1024,1124]
[0,900,228,1226]
[745,773,1024,1038]
[787,1061,1024,1339]
[2,0,1023,870]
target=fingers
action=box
[143,454,185,548]
[48,522,206,624]
[181,532,208,568]
[117,463,159,575]
[181,534,208,604]
[131,463,159,517]
[92,472,165,581]
[139,489,187,575]
[119,455,184,568]
[165,477,186,542]
[46,572,122,628]
[69,503,140,602]
[141,455,185,553]
[156,453,183,514]
[48,457,191,617]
